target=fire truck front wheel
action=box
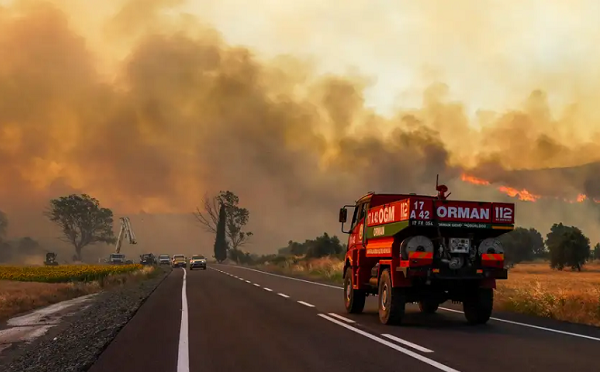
[463,288,493,325]
[343,269,365,314]
[378,269,406,325]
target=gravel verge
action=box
[2,266,171,372]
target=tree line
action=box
[0,189,254,263]
[2,188,600,271]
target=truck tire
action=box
[343,268,365,314]
[418,300,439,314]
[463,288,493,325]
[378,269,406,325]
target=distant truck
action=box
[139,253,156,265]
[338,178,514,326]
[44,252,58,266]
[108,253,126,264]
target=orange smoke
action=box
[460,173,598,203]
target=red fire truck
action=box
[338,178,514,325]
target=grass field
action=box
[258,257,600,327]
[0,264,159,322]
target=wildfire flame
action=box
[460,173,597,203]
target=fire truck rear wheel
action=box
[378,269,406,325]
[418,300,439,314]
[343,268,365,314]
[463,288,493,325]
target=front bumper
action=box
[159,260,170,265]
[190,262,207,269]
[173,262,187,268]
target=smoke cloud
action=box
[1,0,600,259]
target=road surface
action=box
[89,265,600,372]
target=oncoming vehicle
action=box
[158,254,171,265]
[108,253,126,265]
[338,176,514,326]
[172,254,187,268]
[140,253,156,265]
[189,255,207,270]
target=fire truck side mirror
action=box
[339,208,348,223]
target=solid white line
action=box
[381,334,434,353]
[177,268,189,372]
[318,314,459,372]
[217,265,599,342]
[253,283,261,287]
[439,307,600,341]
[297,301,315,307]
[327,313,355,323]
[277,293,290,298]
[263,288,273,292]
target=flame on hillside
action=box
[460,173,598,204]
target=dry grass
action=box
[259,257,600,326]
[495,262,600,326]
[0,265,158,322]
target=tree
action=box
[498,227,544,264]
[45,194,116,261]
[17,237,40,255]
[0,209,7,240]
[213,202,228,263]
[593,243,600,260]
[546,223,590,271]
[193,190,253,250]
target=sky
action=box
[1,0,600,259]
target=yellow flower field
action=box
[0,264,144,283]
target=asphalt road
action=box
[89,264,600,372]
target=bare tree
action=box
[193,193,220,234]
[193,190,252,250]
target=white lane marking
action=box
[238,278,244,281]
[318,314,458,372]
[245,280,252,284]
[440,307,600,342]
[327,313,355,323]
[217,265,600,342]
[177,268,189,372]
[220,265,341,289]
[263,288,273,292]
[277,293,290,298]
[253,283,261,287]
[297,301,315,307]
[382,334,434,353]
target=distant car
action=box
[189,255,207,270]
[172,254,187,268]
[158,254,171,265]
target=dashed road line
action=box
[245,280,252,284]
[318,314,457,372]
[215,265,600,342]
[253,283,261,287]
[263,288,273,292]
[277,293,290,298]
[297,301,315,308]
[327,313,355,323]
[381,334,434,353]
